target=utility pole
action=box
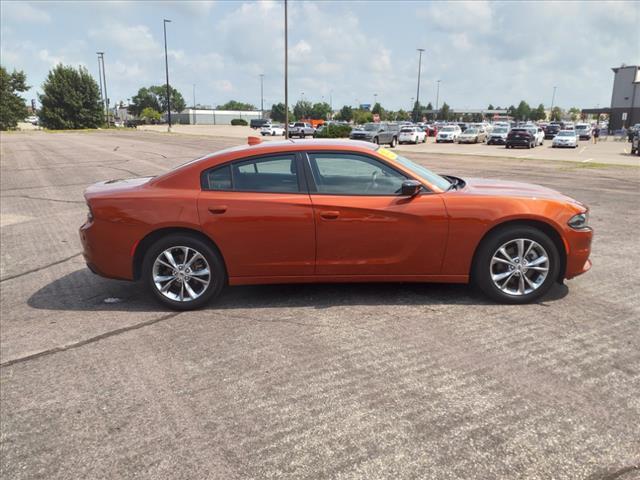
[97,52,108,128]
[260,74,264,119]
[284,0,289,138]
[192,84,196,125]
[163,19,172,132]
[435,79,441,113]
[415,48,425,121]
[550,86,557,119]
[96,54,104,118]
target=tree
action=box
[0,66,30,130]
[129,87,161,116]
[293,100,312,120]
[424,102,434,121]
[396,109,410,121]
[411,101,422,122]
[438,102,451,121]
[507,105,517,118]
[568,107,581,122]
[550,106,562,122]
[515,100,531,121]
[372,102,383,115]
[310,101,332,120]
[531,103,546,121]
[38,64,103,129]
[353,109,373,124]
[140,107,161,124]
[337,105,353,122]
[150,85,186,113]
[217,100,255,111]
[487,104,495,110]
[270,102,290,123]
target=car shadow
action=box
[27,268,569,312]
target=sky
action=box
[1,0,639,112]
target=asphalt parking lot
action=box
[1,130,639,480]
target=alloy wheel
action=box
[152,246,211,302]
[490,238,549,296]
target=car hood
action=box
[84,176,153,199]
[459,177,584,205]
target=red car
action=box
[80,139,592,310]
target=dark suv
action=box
[544,124,561,139]
[349,122,399,147]
[506,128,535,149]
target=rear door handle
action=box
[208,205,227,214]
[319,210,340,220]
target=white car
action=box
[552,130,578,148]
[260,124,286,136]
[575,123,592,140]
[398,126,426,144]
[525,126,545,146]
[435,125,461,143]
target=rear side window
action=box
[202,155,299,193]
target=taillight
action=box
[87,204,94,222]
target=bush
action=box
[314,123,352,138]
[231,118,247,126]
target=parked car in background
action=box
[288,122,315,138]
[80,138,592,309]
[524,126,544,146]
[487,126,510,145]
[544,124,561,139]
[506,128,535,149]
[349,123,399,147]
[25,115,39,125]
[458,128,487,144]
[552,130,578,148]
[435,125,462,143]
[629,131,639,155]
[399,126,427,144]
[457,123,469,132]
[260,124,286,136]
[575,123,592,140]
[250,119,270,129]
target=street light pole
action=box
[284,0,289,138]
[415,48,425,121]
[550,86,557,119]
[163,19,172,132]
[435,79,441,113]
[193,83,196,125]
[260,74,264,119]
[96,54,104,118]
[97,52,109,128]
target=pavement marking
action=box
[0,312,181,368]
[580,146,587,154]
[0,213,33,228]
[582,158,593,163]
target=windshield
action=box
[493,128,508,133]
[391,152,452,191]
[465,129,479,134]
[363,124,379,131]
[441,126,455,132]
[557,131,575,137]
[576,125,589,130]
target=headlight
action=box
[568,212,589,229]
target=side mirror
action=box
[401,180,422,197]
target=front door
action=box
[305,152,448,276]
[198,153,315,278]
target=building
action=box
[171,109,263,125]
[582,64,639,130]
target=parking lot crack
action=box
[0,312,181,368]
[0,252,83,284]
[1,194,85,205]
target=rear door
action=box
[304,151,448,276]
[198,153,315,278]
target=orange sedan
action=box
[80,139,592,309]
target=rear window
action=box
[202,155,299,193]
[401,128,415,133]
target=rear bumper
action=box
[79,219,136,280]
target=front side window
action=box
[202,155,299,193]
[308,153,406,195]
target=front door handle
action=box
[208,205,227,214]
[319,210,340,220]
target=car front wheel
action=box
[142,234,226,310]
[473,226,560,304]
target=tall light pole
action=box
[415,48,425,121]
[284,0,289,137]
[259,74,264,119]
[192,83,196,125]
[97,52,108,128]
[163,19,172,132]
[435,79,441,113]
[96,54,104,117]
[374,93,378,105]
[550,86,557,118]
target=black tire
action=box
[142,234,226,310]
[373,137,379,145]
[473,225,560,304]
[389,136,397,148]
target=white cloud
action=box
[1,2,51,24]
[89,23,160,56]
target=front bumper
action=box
[488,137,506,144]
[565,228,593,279]
[506,139,531,146]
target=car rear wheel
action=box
[473,226,560,304]
[390,136,397,148]
[143,234,226,310]
[373,137,379,145]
